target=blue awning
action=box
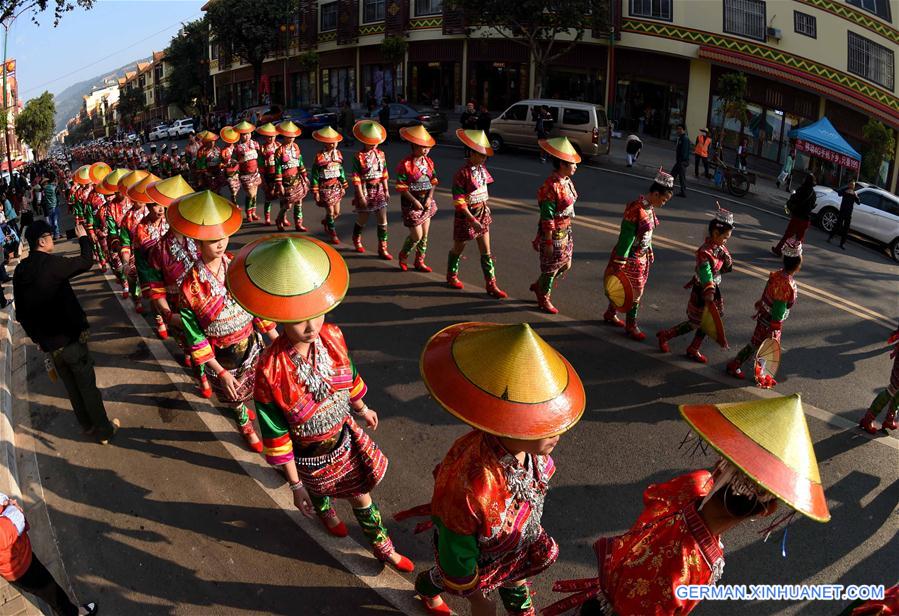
[788,117,861,161]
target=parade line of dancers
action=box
[52,120,898,615]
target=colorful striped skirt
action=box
[686,284,723,327]
[540,227,573,274]
[353,182,389,213]
[621,253,651,304]
[401,194,438,228]
[316,183,345,209]
[209,331,262,407]
[453,204,492,242]
[239,170,262,190]
[281,177,309,205]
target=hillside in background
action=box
[53,56,150,133]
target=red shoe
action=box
[859,411,879,435]
[265,213,272,225]
[276,217,287,232]
[656,330,672,353]
[418,596,451,615]
[413,254,432,273]
[318,510,348,537]
[603,308,625,328]
[447,274,463,289]
[398,251,409,271]
[625,324,646,342]
[239,421,263,453]
[329,231,340,245]
[182,354,192,368]
[157,323,168,340]
[295,222,307,232]
[353,236,365,253]
[246,405,256,422]
[121,288,130,299]
[686,349,708,363]
[378,241,393,261]
[726,360,746,380]
[199,375,213,398]
[530,283,558,314]
[385,552,415,573]
[882,410,897,431]
[485,279,508,299]
[134,301,144,314]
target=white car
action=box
[148,124,171,142]
[813,184,899,261]
[168,119,195,138]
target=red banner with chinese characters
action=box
[794,138,860,172]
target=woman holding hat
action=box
[310,126,348,244]
[543,394,829,616]
[219,126,241,203]
[350,120,392,259]
[531,137,581,314]
[273,120,309,232]
[96,168,131,290]
[226,235,414,572]
[448,129,507,299]
[395,125,439,272]
[398,322,585,616]
[230,120,263,222]
[257,122,280,225]
[171,191,279,452]
[657,205,735,363]
[603,168,674,341]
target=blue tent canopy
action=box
[788,117,861,161]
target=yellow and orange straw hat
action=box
[233,120,256,134]
[219,126,240,144]
[399,125,436,148]
[97,168,130,195]
[118,170,150,197]
[198,130,219,143]
[313,126,343,144]
[88,162,112,184]
[146,175,194,207]
[456,128,493,156]
[679,393,830,522]
[352,120,386,146]
[539,136,581,164]
[420,322,585,439]
[276,120,302,139]
[72,165,93,185]
[126,173,162,204]
[166,190,243,240]
[256,122,278,137]
[227,235,349,323]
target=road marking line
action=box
[102,273,429,615]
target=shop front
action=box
[613,49,689,140]
[358,45,402,107]
[467,39,529,112]
[408,39,463,110]
[788,117,861,188]
[542,44,607,104]
[319,48,356,107]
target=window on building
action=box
[363,0,385,22]
[847,31,895,90]
[846,0,891,22]
[630,0,672,20]
[723,0,766,41]
[415,0,442,16]
[321,2,338,31]
[794,11,816,37]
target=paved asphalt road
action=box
[25,138,897,614]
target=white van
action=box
[488,99,611,159]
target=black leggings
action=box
[9,553,79,616]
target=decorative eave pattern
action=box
[409,16,442,29]
[359,22,386,35]
[622,19,899,128]
[795,0,898,44]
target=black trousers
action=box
[51,339,114,439]
[670,161,687,194]
[9,553,78,616]
[694,154,709,177]
[829,213,852,246]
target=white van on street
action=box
[488,99,611,159]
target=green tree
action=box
[117,87,146,131]
[860,119,896,185]
[165,17,210,117]
[205,0,299,106]
[449,0,605,99]
[716,72,748,145]
[0,0,93,26]
[14,90,54,157]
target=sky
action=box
[9,0,206,101]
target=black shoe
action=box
[80,601,98,615]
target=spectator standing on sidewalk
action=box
[625,134,643,167]
[459,100,479,130]
[0,491,98,615]
[670,124,690,197]
[776,150,794,191]
[476,104,492,134]
[13,221,120,443]
[772,174,816,256]
[339,100,356,146]
[693,128,711,178]
[43,175,61,239]
[828,180,859,250]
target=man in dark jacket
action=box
[828,180,859,249]
[670,124,690,197]
[13,221,119,443]
[772,174,816,256]
[460,101,479,130]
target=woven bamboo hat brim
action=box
[233,120,256,134]
[539,137,581,163]
[117,170,149,197]
[73,165,92,185]
[456,128,493,156]
[88,162,112,184]
[198,130,219,142]
[126,173,162,204]
[256,122,278,137]
[420,322,585,439]
[146,175,195,207]
[97,169,131,195]
[166,190,243,240]
[219,126,240,144]
[276,120,302,138]
[353,120,387,145]
[679,394,830,522]
[313,126,343,143]
[399,125,436,147]
[227,235,349,323]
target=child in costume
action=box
[859,324,899,434]
[310,126,348,244]
[394,125,438,273]
[117,170,151,314]
[96,169,131,289]
[350,120,392,259]
[272,121,309,232]
[726,239,802,382]
[657,206,735,363]
[226,235,414,573]
[257,122,280,225]
[231,121,263,221]
[398,322,586,615]
[448,129,507,299]
[531,137,580,315]
[543,394,830,616]
[219,126,241,203]
[128,173,170,338]
[603,168,674,341]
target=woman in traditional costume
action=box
[350,120,392,259]
[309,126,348,245]
[117,170,151,314]
[257,122,280,225]
[273,121,309,232]
[231,121,263,221]
[394,125,438,273]
[96,169,132,290]
[859,324,899,434]
[127,173,169,338]
[219,126,241,204]
[226,235,414,572]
